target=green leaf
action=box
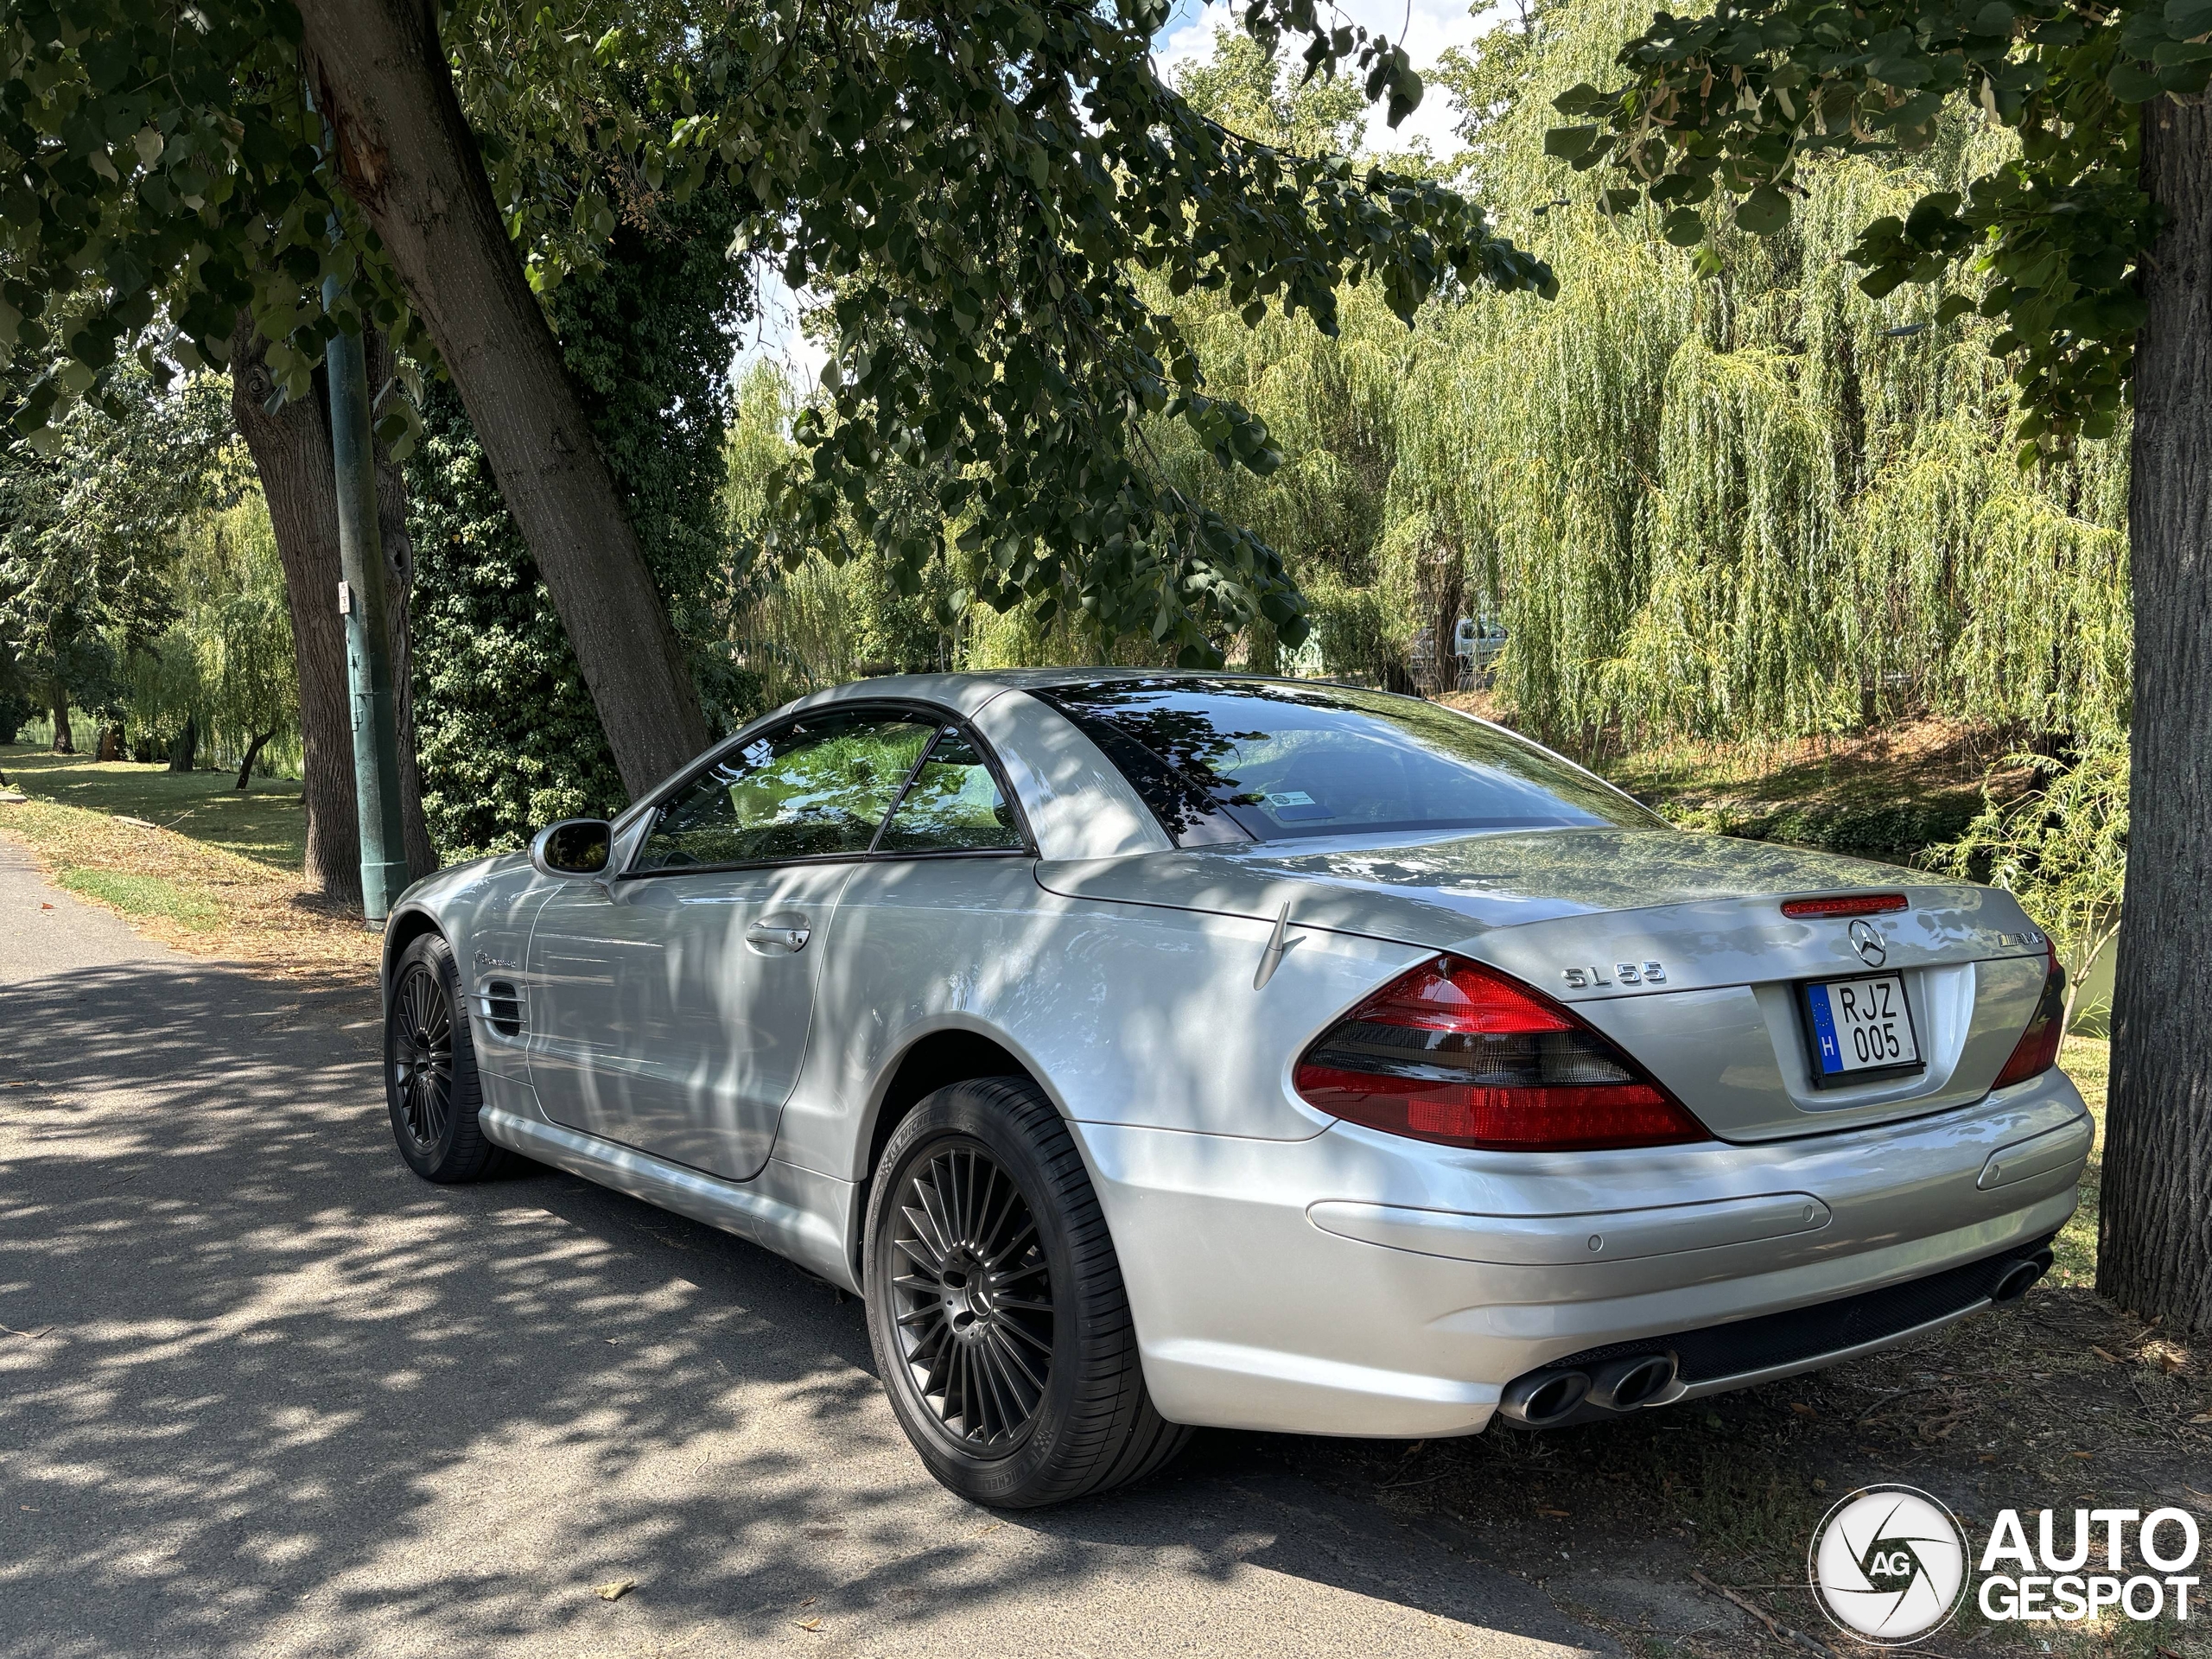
[1733,184,1790,236]
[2108,60,2164,99]
[1662,207,1706,246]
[1544,124,1599,161]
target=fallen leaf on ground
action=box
[2070,1451,2094,1459]
[2187,1414,2212,1426]
[794,1617,823,1632]
[1537,1508,1571,1517]
[1789,1402,1816,1418]
[595,1580,635,1602]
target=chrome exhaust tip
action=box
[1587,1352,1677,1411]
[1499,1368,1592,1427]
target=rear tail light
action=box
[1993,935,2066,1089]
[1294,957,1710,1151]
[1780,893,1909,918]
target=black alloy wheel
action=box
[391,959,454,1155]
[383,931,506,1184]
[863,1077,1191,1507]
[887,1141,1055,1450]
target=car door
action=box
[524,708,942,1181]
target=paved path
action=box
[0,837,1615,1657]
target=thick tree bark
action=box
[230,318,363,906]
[293,0,709,799]
[230,317,438,905]
[2099,92,2212,1334]
[48,681,72,753]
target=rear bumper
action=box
[1077,1066,2089,1437]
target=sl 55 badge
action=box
[1562,961,1666,989]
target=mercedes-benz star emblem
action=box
[1848,918,1888,968]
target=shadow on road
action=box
[0,958,1605,1657]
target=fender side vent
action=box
[484,981,524,1038]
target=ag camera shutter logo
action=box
[1808,1485,1969,1644]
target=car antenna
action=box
[1254,900,1303,991]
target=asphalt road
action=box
[0,838,1617,1658]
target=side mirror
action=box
[531,818,613,878]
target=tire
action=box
[863,1077,1192,1508]
[383,931,507,1184]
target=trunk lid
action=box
[1035,827,2051,1141]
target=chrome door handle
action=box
[744,921,810,953]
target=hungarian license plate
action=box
[1802,973,1921,1082]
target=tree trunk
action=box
[230,316,363,908]
[294,0,709,799]
[48,682,72,753]
[236,728,277,790]
[168,715,197,772]
[365,328,440,881]
[229,316,440,902]
[2099,92,2212,1334]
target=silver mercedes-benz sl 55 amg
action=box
[378,671,2091,1507]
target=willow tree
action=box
[0,360,229,753]
[1122,4,2125,747]
[1549,0,2202,1327]
[1373,0,2126,754]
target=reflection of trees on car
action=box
[1039,680,1656,848]
[639,716,937,870]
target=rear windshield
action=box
[1035,679,1659,846]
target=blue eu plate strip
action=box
[1806,985,1843,1075]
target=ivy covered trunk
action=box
[296,0,710,798]
[404,188,754,856]
[2101,93,2212,1334]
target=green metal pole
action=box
[321,276,410,923]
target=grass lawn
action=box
[0,746,308,870]
[0,742,380,983]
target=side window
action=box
[632,712,937,872]
[877,728,1024,853]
